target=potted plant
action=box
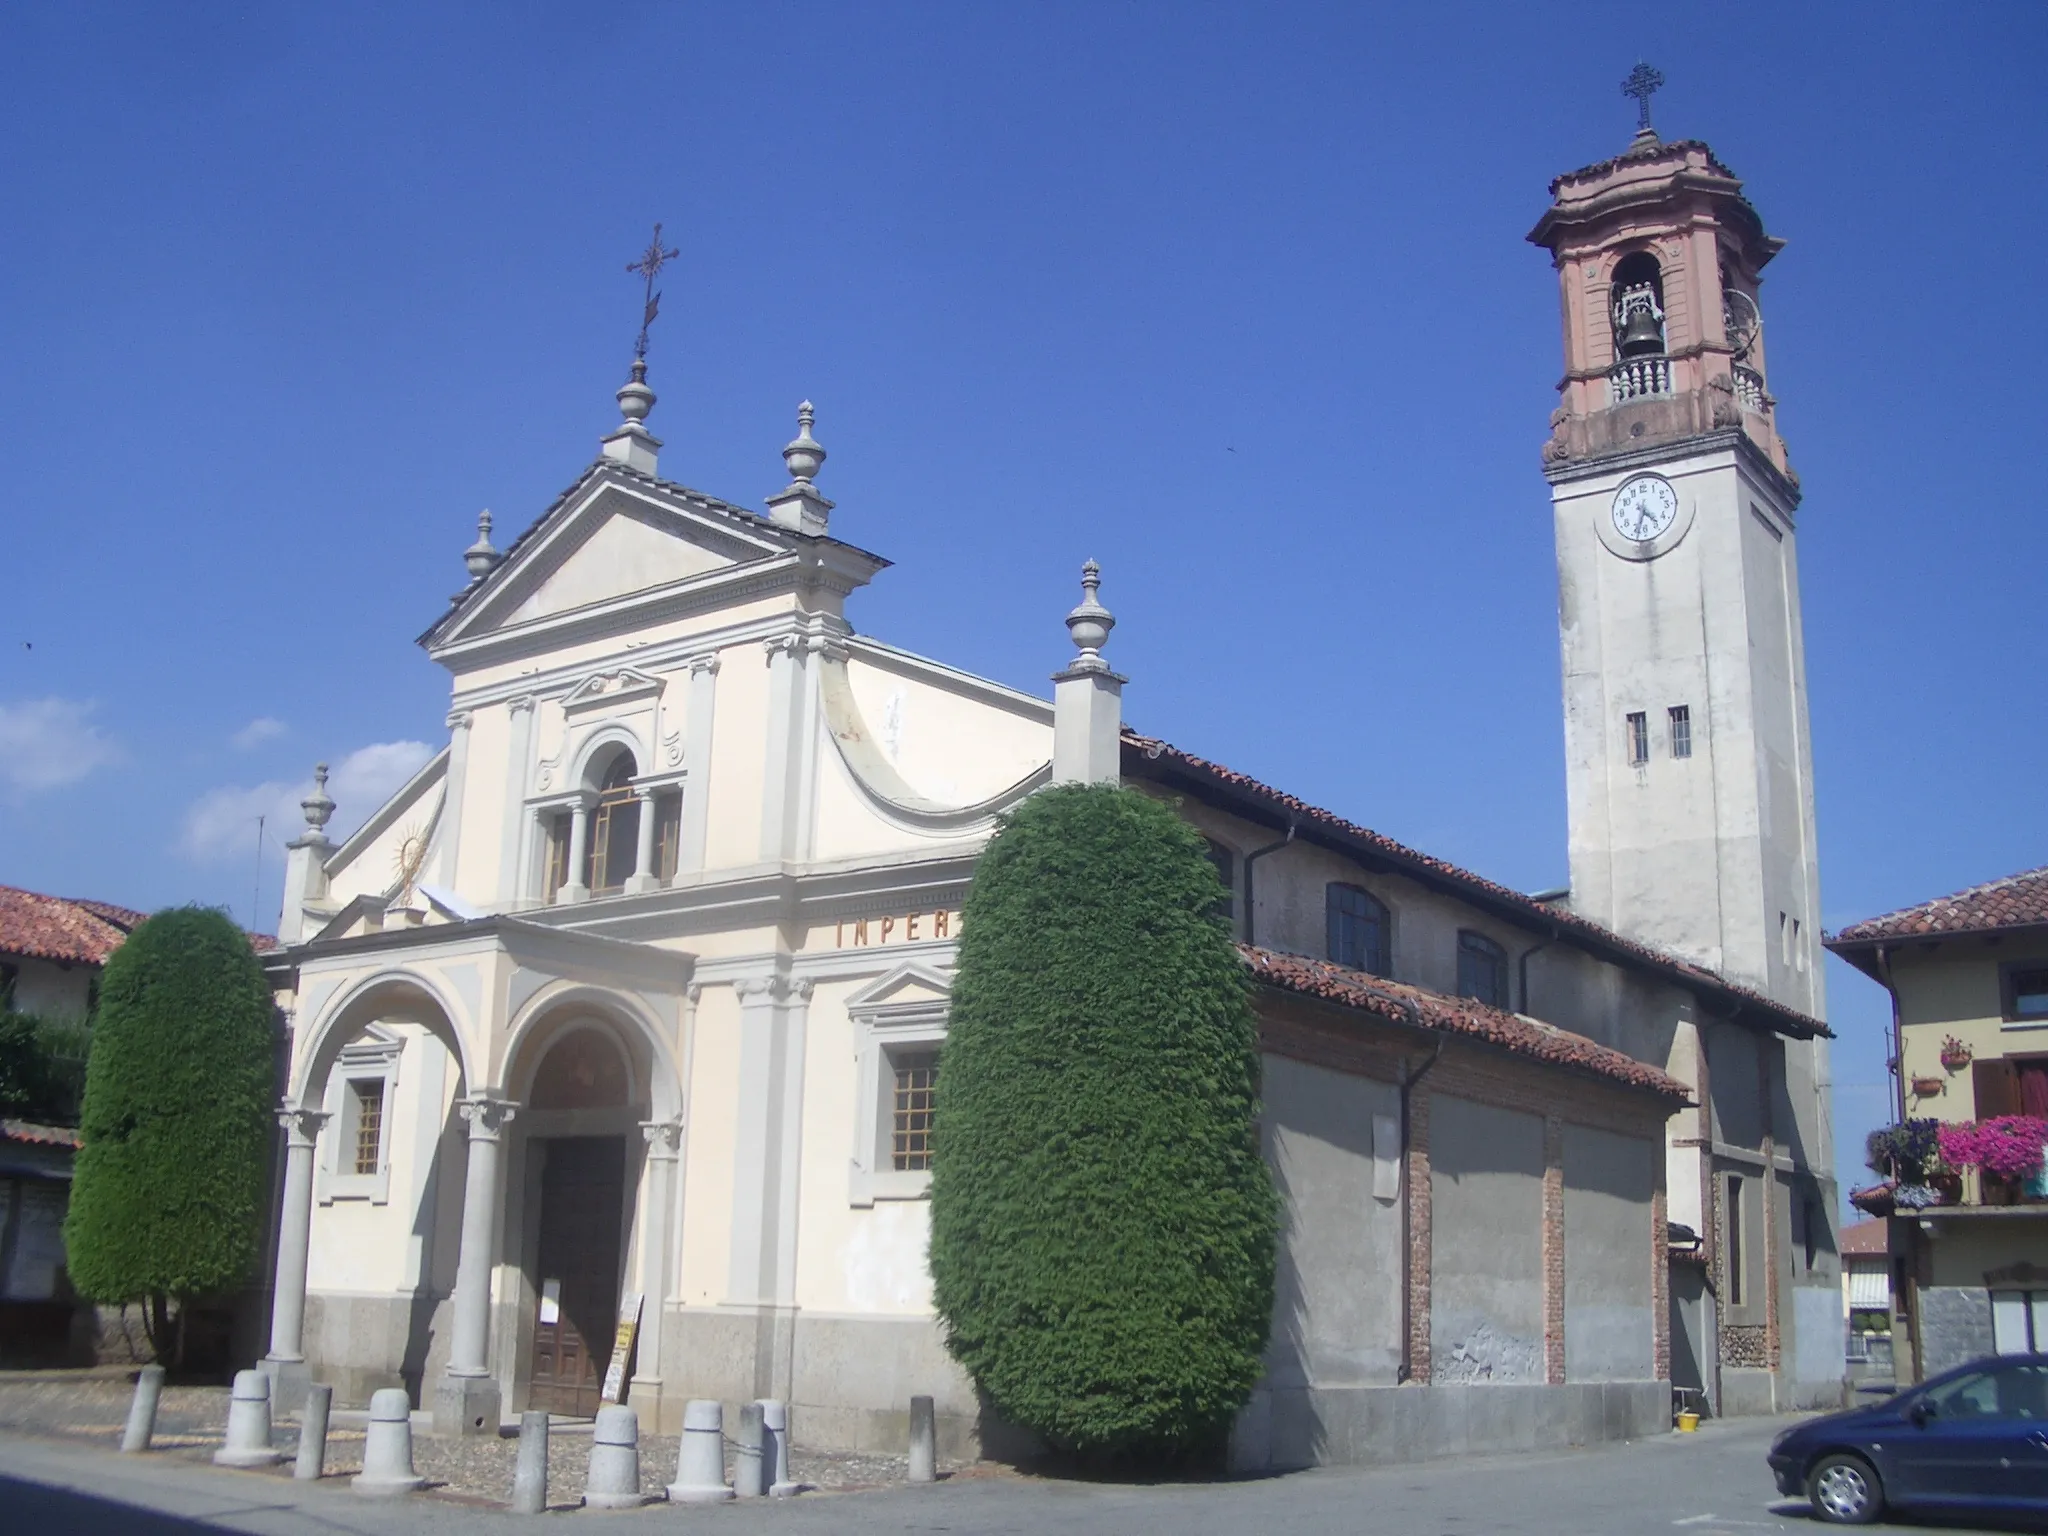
[1937,1116,2048,1206]
[1939,1035,1973,1072]
[1867,1119,1950,1205]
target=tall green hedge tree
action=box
[64,906,276,1359]
[929,783,1277,1462]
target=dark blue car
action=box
[1768,1354,2048,1523]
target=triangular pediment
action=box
[425,468,798,653]
[846,960,952,1025]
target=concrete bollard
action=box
[665,1398,733,1504]
[908,1394,936,1484]
[762,1399,797,1497]
[294,1383,333,1481]
[733,1402,765,1498]
[581,1403,649,1510]
[510,1410,549,1514]
[121,1365,166,1453]
[214,1369,284,1467]
[352,1388,425,1496]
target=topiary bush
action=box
[63,906,276,1359]
[928,783,1277,1463]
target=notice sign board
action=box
[601,1292,643,1404]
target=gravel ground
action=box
[0,1369,995,1509]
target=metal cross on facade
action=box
[1621,62,1665,134]
[627,223,680,360]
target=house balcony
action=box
[1852,1115,2048,1216]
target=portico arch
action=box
[291,967,479,1112]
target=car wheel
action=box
[1807,1453,1884,1525]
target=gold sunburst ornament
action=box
[393,825,428,902]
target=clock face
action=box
[1611,475,1679,543]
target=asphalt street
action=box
[1,1415,2039,1536]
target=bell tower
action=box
[1529,74,1823,1021]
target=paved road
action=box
[0,1416,2033,1535]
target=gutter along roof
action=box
[1244,945,1690,1102]
[1125,734,1828,1042]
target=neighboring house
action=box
[0,884,145,1017]
[255,97,1841,1465]
[1839,1218,1893,1382]
[1828,866,2048,1381]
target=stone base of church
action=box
[649,1306,998,1460]
[433,1371,503,1438]
[1228,1380,1670,1473]
[299,1290,455,1409]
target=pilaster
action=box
[676,656,720,876]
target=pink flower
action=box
[1937,1117,2048,1179]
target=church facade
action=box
[256,104,1839,1466]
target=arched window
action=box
[1326,884,1390,978]
[586,754,640,894]
[1610,251,1666,354]
[1456,930,1507,1009]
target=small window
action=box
[1625,711,1649,767]
[2005,966,2048,1022]
[1456,931,1507,1009]
[1203,838,1236,923]
[1326,884,1391,977]
[1668,705,1692,759]
[586,755,641,894]
[543,812,572,901]
[1991,1293,2048,1356]
[1726,1174,1745,1307]
[890,1050,939,1171]
[654,791,683,882]
[349,1079,385,1177]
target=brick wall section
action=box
[1407,1087,1434,1382]
[1256,990,1680,1388]
[1543,1114,1566,1385]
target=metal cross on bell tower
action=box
[627,223,680,361]
[1620,62,1665,138]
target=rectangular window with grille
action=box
[350,1079,385,1177]
[1669,705,1692,758]
[1626,711,1649,766]
[890,1050,938,1171]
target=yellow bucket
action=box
[1676,1411,1700,1432]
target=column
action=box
[625,786,661,895]
[499,697,535,903]
[560,799,592,903]
[629,1119,683,1425]
[262,1103,328,1409]
[676,655,719,876]
[435,1095,516,1437]
[757,636,803,863]
[433,710,472,888]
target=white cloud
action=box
[178,739,436,863]
[0,697,121,795]
[231,716,289,750]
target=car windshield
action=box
[1920,1363,2048,1421]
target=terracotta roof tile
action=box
[1830,865,2048,945]
[0,885,136,966]
[1839,1218,1889,1257]
[1243,945,1690,1101]
[1126,734,1828,1041]
[0,1119,82,1150]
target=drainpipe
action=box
[1873,944,1906,1127]
[1241,821,1296,948]
[1872,942,1919,1383]
[1397,1021,1444,1385]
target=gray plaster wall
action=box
[1231,1380,1667,1473]
[1919,1287,1996,1378]
[1261,1056,1403,1392]
[302,1289,454,1407]
[1561,1123,1653,1381]
[1429,1095,1544,1383]
[0,953,94,1018]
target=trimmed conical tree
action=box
[64,906,276,1358]
[929,783,1277,1462]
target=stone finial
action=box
[601,357,663,475]
[781,400,826,485]
[764,399,834,535]
[1063,560,1115,670]
[300,764,335,839]
[617,358,656,424]
[463,509,502,580]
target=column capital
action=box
[640,1119,684,1159]
[686,652,722,678]
[457,1096,518,1141]
[762,633,803,662]
[277,1105,331,1146]
[446,708,473,731]
[508,693,537,716]
[734,973,813,1004]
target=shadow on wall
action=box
[1232,1120,1327,1472]
[399,1094,459,1406]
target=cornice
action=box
[1541,425,1802,510]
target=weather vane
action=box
[626,222,680,361]
[1621,61,1664,136]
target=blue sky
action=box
[3,4,2044,1196]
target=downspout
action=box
[1517,925,1560,1016]
[1397,1019,1444,1385]
[1872,942,1920,1383]
[1241,820,1296,947]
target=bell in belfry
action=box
[1616,302,1664,357]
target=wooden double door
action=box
[527,1136,625,1418]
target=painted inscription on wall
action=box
[834,910,962,948]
